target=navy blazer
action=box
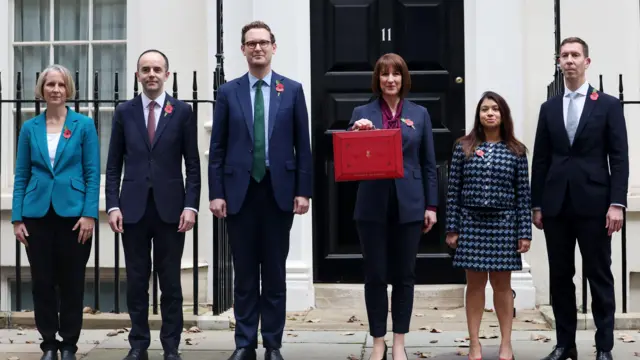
[208,71,313,215]
[105,94,201,224]
[531,85,629,217]
[347,100,438,224]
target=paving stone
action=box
[1,329,638,359]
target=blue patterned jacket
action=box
[445,141,532,240]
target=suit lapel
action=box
[152,94,173,148]
[268,74,283,140]
[33,114,53,173]
[132,96,151,150]
[550,96,571,148]
[573,86,596,143]
[369,101,383,130]
[53,109,79,170]
[399,101,412,146]
[236,75,254,140]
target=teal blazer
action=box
[12,107,100,223]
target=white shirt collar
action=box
[564,81,590,97]
[248,71,272,88]
[141,91,167,108]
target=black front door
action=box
[310,0,466,284]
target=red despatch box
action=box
[332,129,404,182]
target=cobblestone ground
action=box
[1,308,638,359]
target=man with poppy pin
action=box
[532,37,628,360]
[208,21,312,360]
[105,49,201,360]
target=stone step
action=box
[314,284,465,309]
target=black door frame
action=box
[310,0,467,285]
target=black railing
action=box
[546,72,634,314]
[0,66,233,316]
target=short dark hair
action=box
[371,53,411,98]
[137,49,170,71]
[560,37,589,58]
[241,21,276,44]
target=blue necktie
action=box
[566,93,579,144]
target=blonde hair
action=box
[35,64,76,100]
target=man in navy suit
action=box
[208,21,312,360]
[105,49,201,360]
[532,37,628,360]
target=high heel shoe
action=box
[468,343,482,360]
[369,342,387,360]
[498,345,514,360]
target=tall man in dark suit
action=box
[105,49,201,360]
[208,21,312,360]
[532,37,628,360]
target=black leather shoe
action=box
[227,348,257,360]
[596,351,613,360]
[60,349,76,360]
[40,350,58,360]
[265,348,284,360]
[540,345,577,360]
[164,351,182,360]
[123,349,149,360]
[369,342,387,360]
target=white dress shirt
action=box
[47,132,61,168]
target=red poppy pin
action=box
[275,80,284,96]
[401,118,415,129]
[63,126,71,139]
[476,149,485,158]
[590,88,599,100]
[164,101,174,116]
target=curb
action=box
[2,311,231,330]
[539,306,640,330]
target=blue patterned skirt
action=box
[452,207,523,272]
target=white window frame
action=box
[7,0,127,197]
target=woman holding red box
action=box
[348,53,438,360]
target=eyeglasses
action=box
[244,40,272,49]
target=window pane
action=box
[16,110,37,131]
[14,46,49,99]
[93,0,127,40]
[93,44,127,100]
[54,0,89,40]
[14,0,50,42]
[98,110,113,174]
[54,45,89,101]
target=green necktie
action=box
[251,80,266,182]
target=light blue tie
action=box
[566,92,579,144]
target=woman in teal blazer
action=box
[11,64,100,360]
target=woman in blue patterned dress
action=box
[445,91,532,360]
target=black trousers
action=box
[23,207,92,353]
[355,181,423,337]
[226,172,294,350]
[543,191,615,351]
[122,190,185,352]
